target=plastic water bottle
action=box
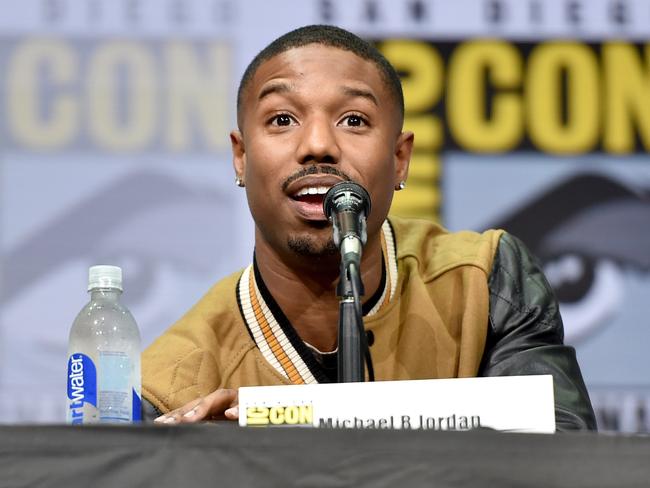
[66,265,141,424]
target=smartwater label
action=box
[98,351,132,422]
[67,353,97,424]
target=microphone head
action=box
[323,181,372,220]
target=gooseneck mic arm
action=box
[323,182,375,383]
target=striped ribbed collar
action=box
[236,220,398,384]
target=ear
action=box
[231,130,246,181]
[394,131,414,187]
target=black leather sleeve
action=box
[141,397,164,423]
[479,233,597,432]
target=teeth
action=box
[295,186,329,197]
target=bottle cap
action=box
[88,265,123,291]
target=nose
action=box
[296,115,341,165]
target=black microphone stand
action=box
[323,181,374,384]
[336,258,365,383]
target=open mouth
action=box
[289,186,331,221]
[292,186,329,204]
[284,174,346,222]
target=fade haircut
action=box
[236,24,404,128]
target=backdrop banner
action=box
[1,0,648,431]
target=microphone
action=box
[324,181,375,383]
[323,181,372,268]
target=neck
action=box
[254,228,384,352]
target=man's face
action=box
[232,44,412,261]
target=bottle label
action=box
[98,351,131,422]
[67,353,97,424]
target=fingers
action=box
[154,388,238,424]
[154,397,205,424]
[224,405,239,420]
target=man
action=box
[142,25,596,430]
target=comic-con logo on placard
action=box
[246,405,314,426]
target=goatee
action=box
[287,236,338,258]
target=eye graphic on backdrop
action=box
[486,173,650,344]
[2,170,230,304]
[1,170,232,377]
[543,254,623,343]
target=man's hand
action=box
[154,388,239,424]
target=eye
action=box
[543,254,624,344]
[340,114,368,127]
[270,113,295,127]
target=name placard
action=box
[239,375,555,433]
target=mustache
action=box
[281,165,352,192]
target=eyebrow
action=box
[258,81,292,102]
[341,86,378,107]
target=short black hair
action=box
[236,24,404,127]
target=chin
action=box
[287,234,338,258]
